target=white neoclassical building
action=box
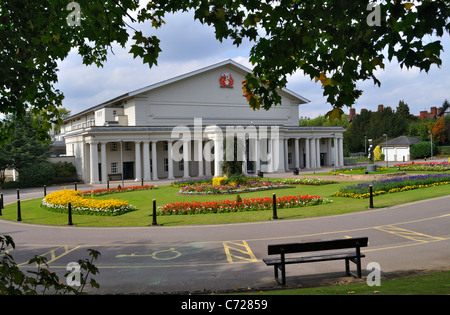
[60,60,345,184]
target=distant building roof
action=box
[379,136,421,147]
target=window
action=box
[113,110,117,116]
[288,152,292,165]
[164,158,168,172]
[110,142,118,151]
[179,159,184,171]
[125,142,132,151]
[164,141,168,151]
[111,162,118,174]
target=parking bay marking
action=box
[223,240,258,264]
[17,245,80,267]
[374,225,445,243]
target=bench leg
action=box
[273,264,286,285]
[345,256,363,278]
[345,258,350,276]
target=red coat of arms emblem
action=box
[220,73,234,88]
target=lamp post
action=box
[331,133,336,175]
[383,133,388,167]
[364,135,367,158]
[428,131,433,160]
[120,139,124,187]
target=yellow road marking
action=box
[223,241,258,264]
[17,245,80,266]
[374,225,445,243]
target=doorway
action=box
[123,162,134,179]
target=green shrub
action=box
[17,162,55,187]
[52,161,76,177]
[410,141,436,159]
[437,146,450,156]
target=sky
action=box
[55,10,450,120]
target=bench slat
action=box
[263,252,366,266]
[267,237,368,255]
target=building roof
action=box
[379,136,421,147]
[65,59,310,121]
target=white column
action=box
[242,139,247,175]
[151,141,159,180]
[197,140,204,176]
[316,137,321,168]
[100,142,107,184]
[255,138,260,172]
[338,137,344,167]
[143,141,151,181]
[205,144,212,177]
[310,137,316,170]
[89,141,99,184]
[284,138,289,171]
[135,141,142,181]
[214,138,222,177]
[183,140,190,178]
[167,141,174,180]
[274,137,285,173]
[334,137,339,168]
[294,138,300,169]
[267,138,272,172]
[327,138,333,165]
[305,138,310,169]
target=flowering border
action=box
[80,185,156,196]
[42,189,136,216]
[157,195,330,215]
[394,161,450,172]
[334,173,450,199]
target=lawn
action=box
[242,270,450,295]
[1,177,450,227]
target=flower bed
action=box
[334,173,450,199]
[42,189,135,216]
[178,180,290,195]
[157,195,330,215]
[80,185,156,196]
[394,162,450,172]
[276,178,336,185]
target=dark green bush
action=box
[17,162,55,187]
[410,141,436,159]
[52,161,76,178]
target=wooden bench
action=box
[263,237,368,285]
[107,173,122,181]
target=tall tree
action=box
[0,113,51,172]
[1,0,449,141]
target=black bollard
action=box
[141,177,144,186]
[369,185,374,209]
[272,193,278,220]
[44,185,47,197]
[17,199,22,221]
[68,202,73,226]
[107,180,110,189]
[17,189,20,200]
[74,182,77,191]
[152,199,157,226]
[0,193,3,215]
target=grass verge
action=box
[1,180,449,227]
[245,270,450,295]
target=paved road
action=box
[1,193,449,294]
